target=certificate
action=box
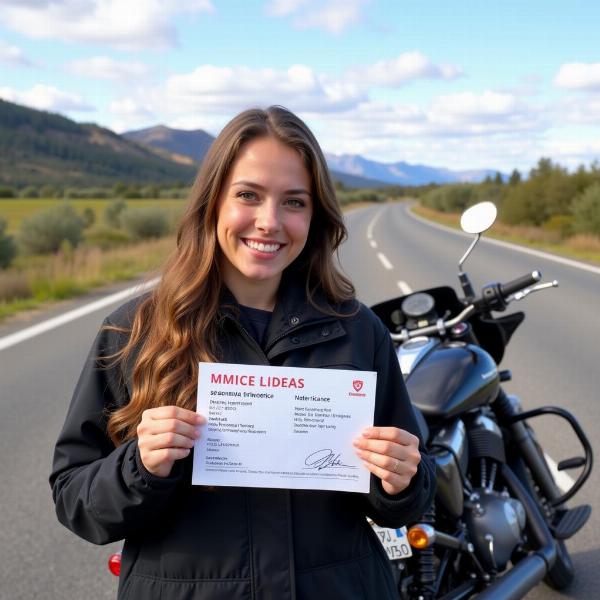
[192,362,376,493]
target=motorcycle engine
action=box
[464,487,526,571]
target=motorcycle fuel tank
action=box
[405,341,499,419]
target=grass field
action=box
[0,198,187,234]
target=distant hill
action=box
[0,99,197,187]
[0,98,500,191]
[123,125,214,164]
[326,153,502,186]
[124,125,389,189]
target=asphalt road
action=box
[0,202,598,599]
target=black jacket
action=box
[50,280,435,600]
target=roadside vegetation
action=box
[415,158,600,265]
[0,184,389,323]
[2,158,599,324]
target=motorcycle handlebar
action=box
[390,269,547,342]
[499,271,542,298]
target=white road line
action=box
[397,281,412,295]
[407,205,600,276]
[369,240,377,249]
[377,253,394,270]
[366,206,386,240]
[0,278,159,352]
[544,453,575,494]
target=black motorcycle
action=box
[369,201,593,599]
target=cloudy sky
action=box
[1,0,599,173]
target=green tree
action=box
[494,172,504,185]
[508,169,521,186]
[572,183,600,236]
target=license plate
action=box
[371,524,413,561]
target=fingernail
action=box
[196,414,206,424]
[362,429,372,438]
[194,428,202,438]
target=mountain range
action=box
[122,125,390,188]
[0,98,501,189]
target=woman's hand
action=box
[137,406,206,478]
[353,427,421,496]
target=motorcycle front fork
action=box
[493,389,562,507]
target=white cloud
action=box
[267,0,311,16]
[109,97,156,121]
[108,98,158,132]
[344,51,462,88]
[0,0,215,50]
[554,62,600,92]
[0,84,94,112]
[0,41,34,67]
[553,95,600,125]
[266,0,368,34]
[428,91,525,130]
[157,63,366,114]
[538,137,600,170]
[314,91,540,140]
[68,56,150,81]
[306,91,550,172]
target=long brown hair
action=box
[106,106,355,445]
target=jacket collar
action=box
[218,270,352,358]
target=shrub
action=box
[159,187,189,199]
[103,198,128,228]
[84,225,131,249]
[542,215,574,239]
[81,207,96,228]
[572,183,600,236]
[19,203,85,255]
[65,187,111,199]
[422,185,475,213]
[0,187,16,198]
[120,207,170,240]
[18,186,39,198]
[0,269,30,301]
[0,218,17,268]
[38,184,63,199]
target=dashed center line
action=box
[377,252,393,270]
[366,207,385,240]
[369,240,377,249]
[397,281,412,295]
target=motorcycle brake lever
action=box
[509,280,558,302]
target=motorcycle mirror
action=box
[460,202,497,234]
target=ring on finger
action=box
[393,459,401,473]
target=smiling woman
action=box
[49,105,435,600]
[216,135,313,310]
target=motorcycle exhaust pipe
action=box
[476,464,557,600]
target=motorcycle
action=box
[369,201,593,599]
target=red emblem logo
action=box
[352,380,363,392]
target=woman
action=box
[50,106,435,599]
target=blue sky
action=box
[1,0,599,173]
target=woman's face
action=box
[216,135,313,308]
